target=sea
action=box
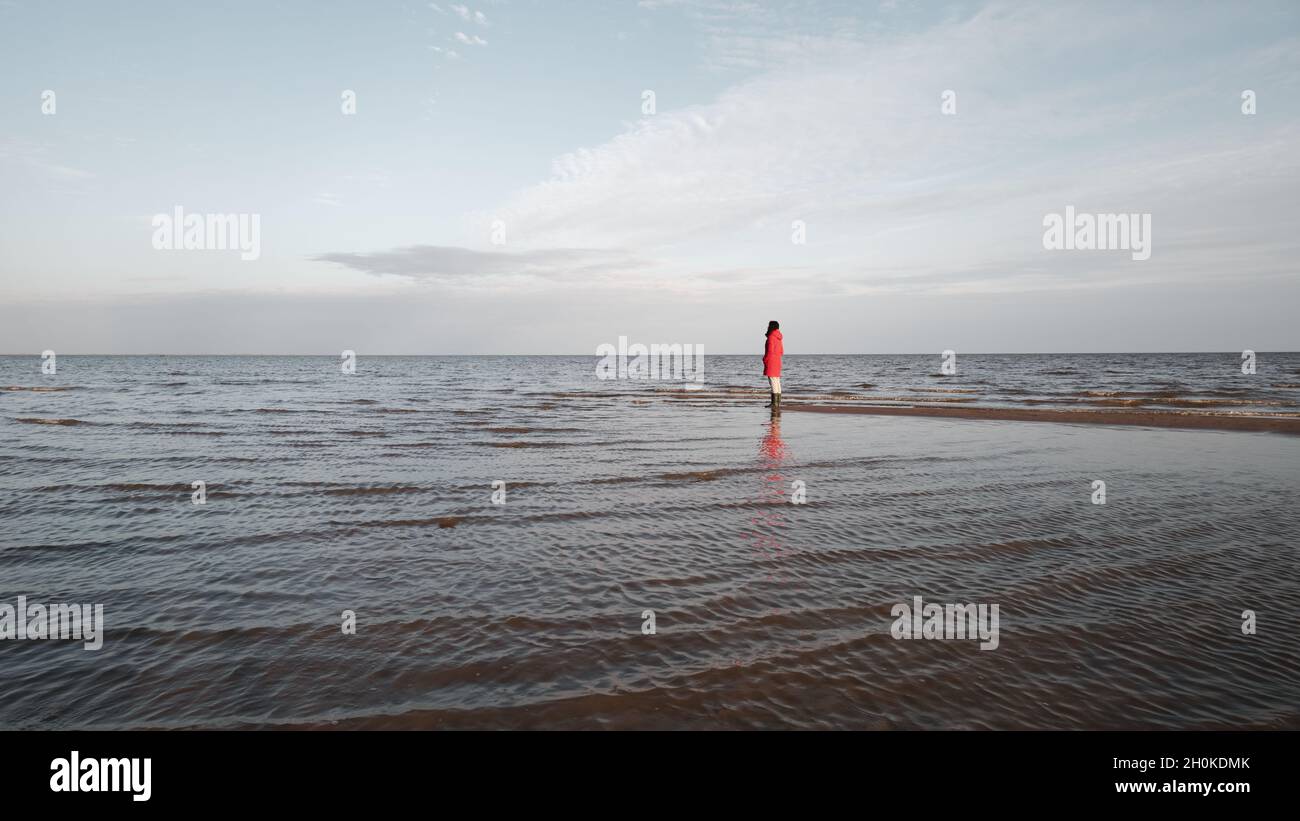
[2,353,1298,729]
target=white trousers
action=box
[768,377,781,394]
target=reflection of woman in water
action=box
[763,320,783,413]
[735,416,793,667]
[760,416,788,463]
[751,416,791,602]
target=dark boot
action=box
[765,391,775,408]
[772,393,782,413]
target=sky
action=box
[0,0,1297,354]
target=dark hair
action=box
[766,320,780,335]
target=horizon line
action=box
[2,351,1295,357]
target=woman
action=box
[763,320,783,412]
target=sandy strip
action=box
[782,402,1300,434]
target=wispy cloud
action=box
[451,4,488,25]
[0,137,95,181]
[472,1,1300,295]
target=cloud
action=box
[43,163,95,180]
[475,1,1300,295]
[454,31,487,46]
[451,4,488,25]
[0,137,95,181]
[312,245,649,286]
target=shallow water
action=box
[1,354,1298,729]
[662,351,1300,414]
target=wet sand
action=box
[783,401,1300,434]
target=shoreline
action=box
[781,402,1300,434]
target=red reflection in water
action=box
[735,418,793,667]
[754,417,790,580]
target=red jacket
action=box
[763,330,783,377]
